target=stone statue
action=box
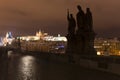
[66,5,96,55]
[67,9,76,35]
[85,8,93,31]
[76,5,85,30]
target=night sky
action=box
[0,0,120,37]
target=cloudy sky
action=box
[0,0,120,37]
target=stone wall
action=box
[37,52,120,76]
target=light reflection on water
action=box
[18,55,37,80]
[8,53,120,80]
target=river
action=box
[4,52,120,80]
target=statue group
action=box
[66,5,96,55]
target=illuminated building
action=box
[3,32,14,46]
[20,30,67,42]
[14,30,120,55]
[94,38,120,56]
[43,34,67,42]
[19,30,67,53]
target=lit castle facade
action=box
[19,30,67,53]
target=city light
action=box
[97,51,101,55]
[3,32,14,46]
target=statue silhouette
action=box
[76,5,86,53]
[67,9,76,35]
[76,5,85,30]
[86,8,93,31]
[66,5,96,55]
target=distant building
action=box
[94,37,120,56]
[12,30,120,56]
[20,30,67,42]
[19,30,67,53]
[3,32,14,46]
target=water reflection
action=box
[7,51,13,58]
[18,55,37,80]
[7,54,120,80]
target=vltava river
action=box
[6,53,120,80]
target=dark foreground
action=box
[1,52,120,80]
